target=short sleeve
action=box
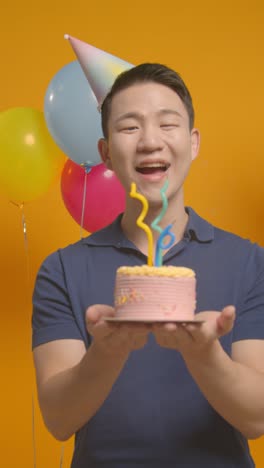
[233,243,264,342]
[32,250,84,349]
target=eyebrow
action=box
[159,109,183,118]
[114,109,183,124]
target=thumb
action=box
[86,304,115,325]
[217,305,236,336]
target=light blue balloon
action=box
[44,61,103,166]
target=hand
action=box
[86,304,150,359]
[152,305,236,358]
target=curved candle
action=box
[130,183,153,266]
[151,179,169,236]
[151,180,175,266]
[155,224,175,266]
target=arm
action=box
[33,304,150,441]
[153,306,264,439]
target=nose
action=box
[137,125,164,153]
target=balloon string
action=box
[10,201,66,467]
[21,203,31,285]
[80,166,91,239]
[59,445,65,468]
[10,201,30,285]
[10,202,35,464]
[32,394,37,468]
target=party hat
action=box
[65,34,133,106]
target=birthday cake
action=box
[113,265,196,321]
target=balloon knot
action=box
[81,163,92,174]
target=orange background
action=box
[1,1,264,466]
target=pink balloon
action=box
[61,160,126,232]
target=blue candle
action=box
[155,225,175,266]
[151,180,176,266]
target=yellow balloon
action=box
[0,107,65,203]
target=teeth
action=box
[138,163,167,169]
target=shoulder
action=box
[189,208,264,277]
[207,223,264,288]
[40,226,110,269]
[188,207,264,257]
[37,239,86,274]
[37,219,121,281]
[193,206,264,256]
[213,224,264,261]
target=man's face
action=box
[99,82,200,206]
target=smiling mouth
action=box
[136,162,170,174]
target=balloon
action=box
[44,61,103,166]
[61,160,126,232]
[0,107,65,203]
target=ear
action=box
[97,138,113,170]
[190,128,200,161]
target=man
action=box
[32,63,264,467]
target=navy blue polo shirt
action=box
[32,208,264,468]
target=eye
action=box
[160,123,179,129]
[121,126,139,133]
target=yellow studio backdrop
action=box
[1,1,264,466]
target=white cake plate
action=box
[104,317,204,325]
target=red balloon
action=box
[61,160,126,232]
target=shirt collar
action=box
[82,213,128,247]
[82,207,214,247]
[184,207,214,242]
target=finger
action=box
[222,305,236,319]
[88,322,116,342]
[155,334,181,349]
[103,324,149,349]
[152,325,179,349]
[86,304,115,325]
[185,307,235,342]
[108,329,149,354]
[183,320,217,343]
[217,305,236,335]
[86,305,116,341]
[152,323,178,333]
[131,335,149,350]
[153,323,192,340]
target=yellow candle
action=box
[130,183,153,266]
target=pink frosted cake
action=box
[113,265,196,321]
